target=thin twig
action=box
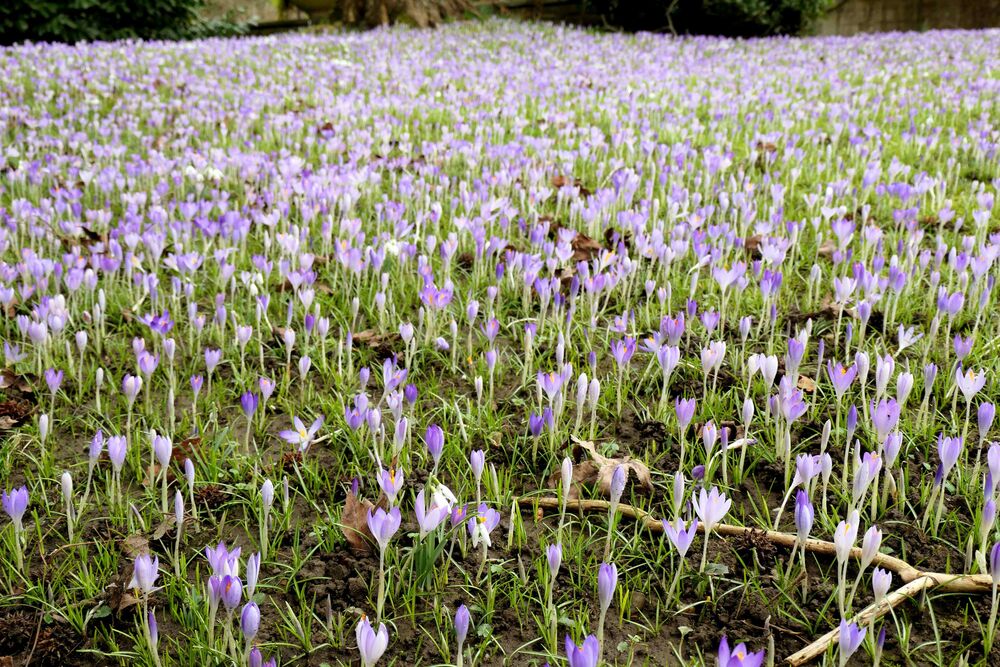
[785,576,933,666]
[518,496,994,665]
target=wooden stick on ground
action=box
[517,496,994,665]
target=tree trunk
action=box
[341,0,472,27]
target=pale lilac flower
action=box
[662,517,698,557]
[356,616,389,667]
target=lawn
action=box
[0,19,999,667]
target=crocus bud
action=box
[897,372,914,406]
[860,525,882,569]
[547,543,562,580]
[261,479,274,514]
[152,433,172,468]
[597,562,618,614]
[834,510,860,566]
[672,471,685,516]
[742,398,754,427]
[470,450,485,482]
[184,458,195,493]
[425,425,444,466]
[609,465,626,506]
[174,490,184,529]
[241,602,260,641]
[872,567,892,603]
[61,471,73,508]
[39,414,50,445]
[148,609,158,650]
[983,499,997,541]
[561,457,573,497]
[979,403,996,442]
[454,604,470,649]
[587,379,600,409]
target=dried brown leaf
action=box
[151,515,176,541]
[547,460,600,501]
[571,232,603,262]
[0,369,36,394]
[818,238,837,259]
[797,375,817,393]
[120,534,149,559]
[171,436,202,463]
[341,491,375,554]
[557,439,655,499]
[352,329,402,359]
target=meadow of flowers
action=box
[0,18,998,667]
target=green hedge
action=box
[0,0,214,45]
[590,0,834,35]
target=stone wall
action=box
[815,0,1000,35]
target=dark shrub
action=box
[1,0,209,45]
[590,0,833,36]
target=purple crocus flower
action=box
[980,403,996,442]
[956,367,987,404]
[137,351,159,379]
[693,486,731,533]
[152,433,172,468]
[662,517,698,557]
[241,391,258,418]
[937,435,963,479]
[537,370,564,400]
[565,634,600,667]
[872,567,893,602]
[122,374,143,405]
[610,337,636,369]
[718,635,765,667]
[366,507,401,552]
[838,619,867,663]
[259,377,276,402]
[870,398,900,441]
[107,435,128,472]
[377,467,404,505]
[415,489,449,537]
[794,490,814,544]
[220,575,243,611]
[826,361,857,400]
[547,543,562,579]
[356,616,388,667]
[425,424,444,465]
[954,335,974,360]
[454,604,471,651]
[241,602,260,641]
[528,411,547,437]
[129,553,160,595]
[1,486,29,531]
[279,415,324,452]
[470,450,486,483]
[990,542,1000,585]
[44,367,64,395]
[204,348,222,374]
[597,562,618,614]
[467,503,501,548]
[675,397,696,432]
